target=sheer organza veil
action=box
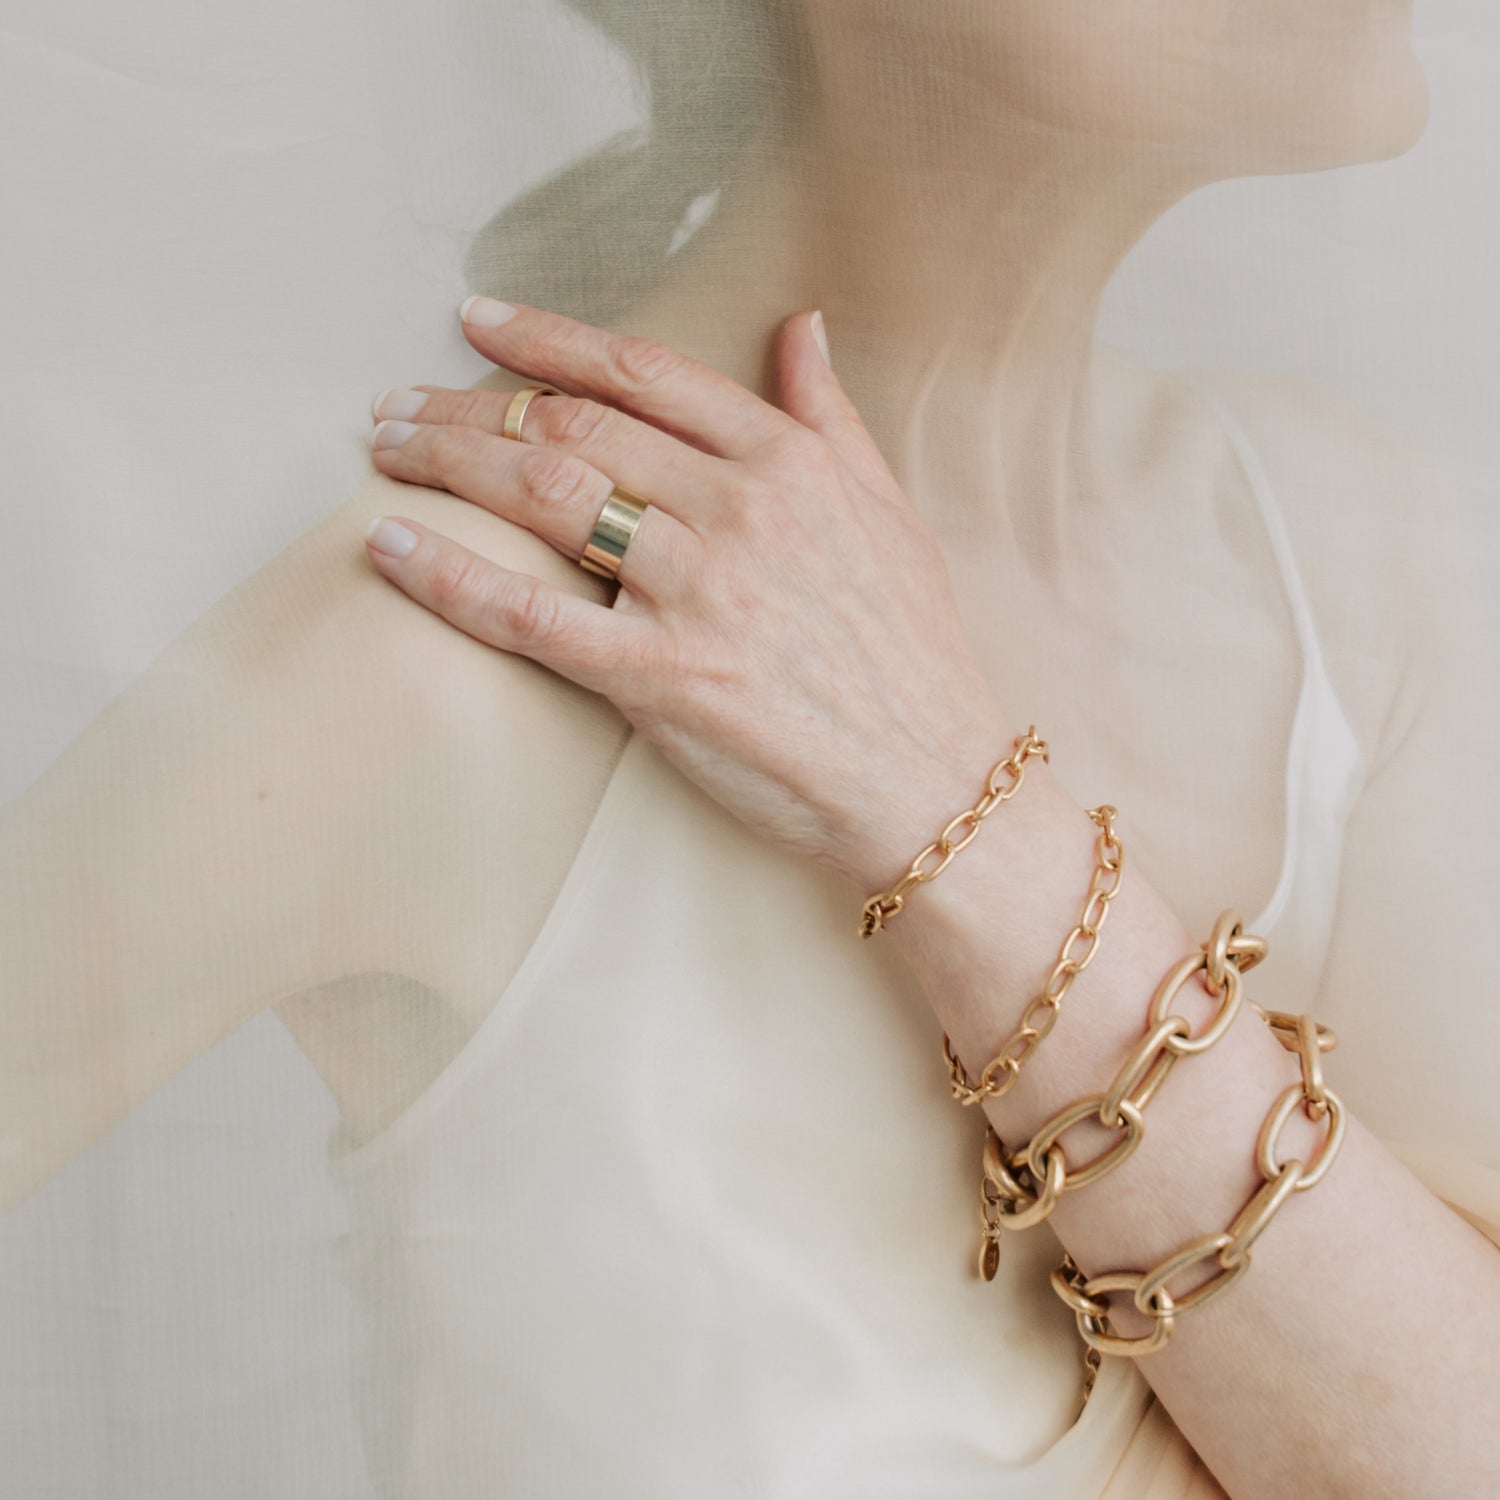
[2,2,1496,1493]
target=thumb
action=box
[774,309,896,494]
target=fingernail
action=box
[460,295,518,328]
[372,387,429,421]
[366,516,419,558]
[373,419,420,450]
[811,309,831,368]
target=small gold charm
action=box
[979,1231,1002,1281]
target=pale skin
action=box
[3,0,1497,1494]
[358,297,1500,1500]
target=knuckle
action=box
[429,549,482,609]
[523,450,598,510]
[495,578,557,642]
[607,334,683,391]
[542,395,616,449]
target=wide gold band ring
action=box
[580,489,650,581]
[502,382,564,443]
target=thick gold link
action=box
[1050,1257,1109,1408]
[1025,1095,1146,1191]
[929,775,1339,1402]
[859,726,1050,938]
[1293,1012,1330,1118]
[1133,1230,1250,1316]
[984,1137,1068,1230]
[1256,1083,1346,1190]
[1074,1273,1177,1357]
[1218,1160,1302,1269]
[1098,1014,1192,1129]
[960,904,1349,1392]
[1146,941,1246,1055]
[1051,1257,1111,1318]
[1038,997,1342,1367]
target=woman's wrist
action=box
[868,761,1331,1308]
[826,708,1030,897]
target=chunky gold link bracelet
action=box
[1048,1004,1344,1361]
[857,726,1050,938]
[974,908,1265,1269]
[943,803,1126,1110]
[969,907,1272,1408]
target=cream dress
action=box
[324,370,1500,1497]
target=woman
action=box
[4,1,1497,1495]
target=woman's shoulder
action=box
[268,471,633,1133]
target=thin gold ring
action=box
[502,382,564,443]
[580,489,650,581]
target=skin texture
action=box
[360,286,1499,1497]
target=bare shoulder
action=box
[262,472,633,1131]
[0,464,633,1200]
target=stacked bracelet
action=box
[858,727,1346,1411]
[976,907,1268,1259]
[1046,1000,1344,1359]
[943,802,1125,1113]
[978,898,1342,1406]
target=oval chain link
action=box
[1039,981,1345,1375]
[977,909,1263,1238]
[960,902,1343,1409]
[942,804,1125,1105]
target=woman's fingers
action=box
[362,513,652,699]
[456,297,798,462]
[372,385,737,535]
[371,419,700,603]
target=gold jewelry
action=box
[502,382,564,442]
[943,803,1125,1111]
[964,900,1343,1409]
[579,488,650,581]
[975,909,1263,1263]
[858,726,1050,938]
[1048,1002,1343,1362]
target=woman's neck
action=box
[622,122,1206,569]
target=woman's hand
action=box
[363,297,1017,889]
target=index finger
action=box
[458,297,797,462]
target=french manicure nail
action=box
[372,387,430,421]
[811,309,832,368]
[460,295,518,328]
[373,419,420,450]
[366,516,419,558]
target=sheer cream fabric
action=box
[2,1,1497,1495]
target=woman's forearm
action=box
[861,741,1500,1500]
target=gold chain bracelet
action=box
[1048,1003,1344,1362]
[964,905,1344,1406]
[943,803,1125,1110]
[858,726,1050,938]
[975,908,1265,1261]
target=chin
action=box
[1266,32,1432,174]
